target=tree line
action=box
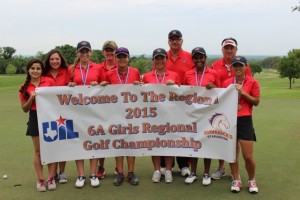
[0,45,299,89]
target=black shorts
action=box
[237,116,256,141]
[26,110,39,137]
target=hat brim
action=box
[169,35,182,38]
[77,47,91,52]
[153,53,167,58]
[232,61,246,66]
[103,45,117,51]
[222,44,237,47]
[116,52,129,56]
[192,52,206,57]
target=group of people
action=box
[18,30,260,194]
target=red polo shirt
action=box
[223,75,260,117]
[211,58,252,84]
[68,62,101,85]
[183,67,221,87]
[19,77,55,110]
[45,68,70,86]
[106,67,141,84]
[166,49,194,84]
[142,69,180,84]
[98,61,117,82]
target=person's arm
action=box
[236,84,260,106]
[21,92,36,113]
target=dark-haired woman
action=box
[142,48,180,183]
[44,49,70,183]
[223,56,260,194]
[183,47,220,186]
[19,59,56,192]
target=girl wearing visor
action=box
[142,48,180,183]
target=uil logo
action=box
[42,115,79,142]
[208,113,230,131]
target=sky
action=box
[0,0,299,56]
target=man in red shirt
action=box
[211,37,252,84]
[165,30,193,177]
[166,30,194,83]
[210,37,252,180]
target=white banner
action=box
[36,84,238,165]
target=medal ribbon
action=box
[155,70,166,84]
[195,67,206,86]
[116,67,129,84]
[79,62,90,85]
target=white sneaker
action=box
[160,167,166,176]
[185,173,197,184]
[75,176,86,188]
[202,173,211,186]
[36,179,46,192]
[180,167,191,177]
[47,177,56,191]
[248,179,258,194]
[231,179,242,193]
[152,170,161,183]
[165,170,173,183]
[90,175,100,187]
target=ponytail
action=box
[70,57,80,82]
[19,74,31,99]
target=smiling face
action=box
[116,54,129,69]
[103,48,116,60]
[29,63,43,79]
[168,36,183,51]
[192,54,206,70]
[232,63,246,76]
[49,53,62,70]
[77,48,92,63]
[222,45,237,61]
[153,55,167,70]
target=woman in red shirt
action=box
[19,59,56,192]
[223,56,260,194]
[97,40,118,179]
[183,47,220,186]
[142,48,180,183]
[68,41,101,188]
[44,49,70,184]
[101,47,140,186]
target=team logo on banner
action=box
[209,113,230,131]
[204,113,233,140]
[42,115,79,142]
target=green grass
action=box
[0,71,300,200]
[254,69,300,98]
